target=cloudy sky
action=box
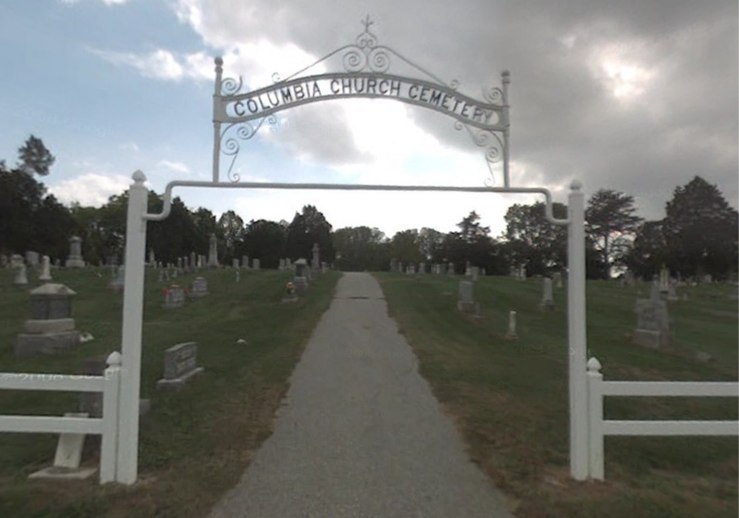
[0,0,736,237]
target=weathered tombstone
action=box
[509,265,517,279]
[242,255,249,270]
[28,411,97,480]
[659,266,670,295]
[13,263,29,286]
[156,342,204,390]
[465,261,472,277]
[553,271,563,288]
[38,255,52,281]
[157,270,164,283]
[504,310,518,340]
[419,262,426,274]
[15,283,81,357]
[321,261,329,273]
[519,265,527,280]
[232,258,239,269]
[457,280,479,314]
[632,289,671,349]
[540,277,554,310]
[294,258,309,293]
[278,258,286,270]
[407,264,415,275]
[0,254,7,268]
[702,274,713,284]
[667,279,679,302]
[470,266,479,282]
[190,252,197,270]
[235,269,240,283]
[109,265,125,292]
[163,284,186,308]
[447,262,455,276]
[148,249,156,266]
[622,270,635,287]
[390,258,398,272]
[208,233,219,267]
[190,277,209,298]
[252,258,260,270]
[65,236,85,267]
[25,250,40,267]
[10,254,24,268]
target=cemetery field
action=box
[377,273,738,518]
[0,267,340,517]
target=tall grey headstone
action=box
[208,233,219,267]
[65,236,85,268]
[38,255,52,281]
[540,278,554,310]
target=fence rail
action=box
[0,351,121,483]
[587,356,739,480]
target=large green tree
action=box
[662,176,738,278]
[239,219,286,268]
[503,202,568,275]
[585,189,642,279]
[285,205,334,262]
[333,226,387,271]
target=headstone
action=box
[294,258,309,293]
[553,271,563,288]
[457,280,479,314]
[190,252,197,271]
[15,283,81,357]
[156,342,204,390]
[190,277,209,297]
[109,265,125,292]
[242,255,250,270]
[465,261,472,277]
[470,266,479,282]
[208,233,218,267]
[157,270,164,283]
[65,236,85,267]
[232,258,240,269]
[27,412,97,481]
[390,258,398,272]
[419,262,426,274]
[667,279,679,302]
[702,274,713,283]
[251,258,260,270]
[632,290,671,349]
[38,255,52,281]
[13,263,29,286]
[321,261,329,273]
[177,257,183,269]
[540,278,554,310]
[163,284,186,308]
[622,270,634,287]
[10,254,24,268]
[519,265,526,280]
[278,258,286,270]
[447,262,455,276]
[25,250,40,267]
[659,266,670,294]
[235,269,240,283]
[148,249,155,265]
[504,310,518,340]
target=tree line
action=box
[1,136,736,280]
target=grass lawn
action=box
[376,273,738,518]
[0,266,339,517]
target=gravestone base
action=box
[457,300,479,315]
[282,295,299,303]
[65,258,85,268]
[23,318,75,334]
[15,331,81,358]
[294,277,308,294]
[156,367,204,390]
[632,329,671,349]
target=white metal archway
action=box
[114,18,589,485]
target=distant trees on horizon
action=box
[1,136,736,280]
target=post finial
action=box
[132,170,147,184]
[570,179,582,191]
[586,357,601,372]
[106,350,122,366]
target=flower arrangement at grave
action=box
[285,282,296,297]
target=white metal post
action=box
[116,170,149,484]
[101,351,122,483]
[586,357,604,480]
[567,179,589,480]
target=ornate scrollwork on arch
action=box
[219,116,279,182]
[339,15,392,74]
[454,120,505,185]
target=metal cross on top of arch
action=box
[211,15,511,187]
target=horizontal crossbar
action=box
[0,415,103,434]
[603,420,739,436]
[0,373,105,393]
[601,381,739,397]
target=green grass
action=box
[0,266,340,517]
[376,273,738,518]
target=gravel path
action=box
[209,272,513,517]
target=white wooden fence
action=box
[0,351,121,483]
[586,356,739,480]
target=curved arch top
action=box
[210,16,511,187]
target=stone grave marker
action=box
[190,277,209,298]
[457,280,479,314]
[504,310,518,340]
[252,258,260,270]
[311,243,320,271]
[163,284,186,308]
[540,277,554,310]
[13,263,29,286]
[208,233,218,267]
[109,265,125,292]
[15,283,81,357]
[38,255,52,281]
[632,290,671,349]
[25,250,40,267]
[232,258,239,269]
[65,236,85,267]
[294,258,309,293]
[156,342,204,390]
